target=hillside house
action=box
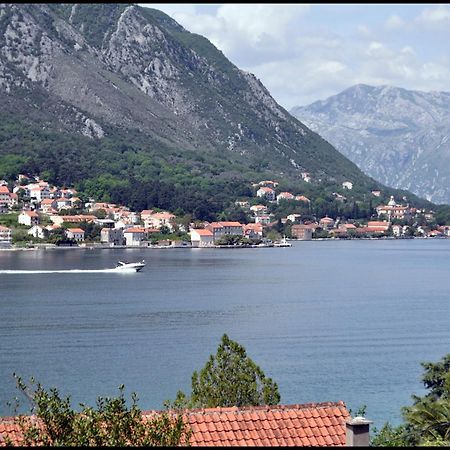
[256,187,276,201]
[301,172,311,182]
[287,213,302,223]
[144,212,175,231]
[276,192,295,203]
[376,196,411,220]
[55,198,72,210]
[342,181,353,190]
[49,215,97,226]
[319,216,335,230]
[18,210,39,227]
[0,185,16,211]
[250,204,268,216]
[27,225,46,239]
[257,180,279,188]
[40,199,57,213]
[295,195,310,203]
[255,215,272,225]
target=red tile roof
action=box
[182,402,349,447]
[66,228,84,233]
[0,402,350,447]
[192,229,214,236]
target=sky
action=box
[138,3,450,110]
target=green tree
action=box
[9,375,191,447]
[171,334,280,409]
[372,354,450,446]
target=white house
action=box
[40,198,57,213]
[276,192,295,203]
[254,215,272,225]
[18,210,40,227]
[55,198,72,210]
[190,228,214,248]
[295,195,310,203]
[256,187,276,201]
[144,212,175,231]
[123,227,146,246]
[243,223,263,239]
[28,225,46,239]
[0,225,12,245]
[342,181,353,190]
[0,185,16,211]
[66,228,85,242]
[319,216,335,230]
[301,172,311,183]
[287,213,302,223]
[28,185,50,202]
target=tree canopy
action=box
[171,333,280,409]
[372,353,450,446]
[8,375,191,447]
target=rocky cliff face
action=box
[291,84,450,204]
[0,3,370,187]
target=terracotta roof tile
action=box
[1,402,351,447]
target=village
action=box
[0,174,448,250]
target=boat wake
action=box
[0,268,137,274]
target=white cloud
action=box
[385,14,405,30]
[417,4,450,26]
[138,4,450,109]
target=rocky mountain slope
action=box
[291,84,450,204]
[0,4,433,216]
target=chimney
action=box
[345,416,373,447]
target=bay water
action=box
[1,239,450,431]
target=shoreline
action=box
[0,236,447,252]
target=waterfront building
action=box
[291,224,314,240]
[100,227,124,246]
[190,228,214,247]
[205,221,243,242]
[376,196,411,220]
[66,228,85,242]
[123,227,146,246]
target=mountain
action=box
[291,84,450,205]
[0,4,433,218]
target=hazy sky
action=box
[138,3,450,110]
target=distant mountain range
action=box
[291,84,450,205]
[0,4,436,217]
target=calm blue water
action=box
[1,239,450,430]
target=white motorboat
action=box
[115,260,146,272]
[274,236,292,247]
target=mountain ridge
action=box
[0,4,438,218]
[291,84,450,204]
